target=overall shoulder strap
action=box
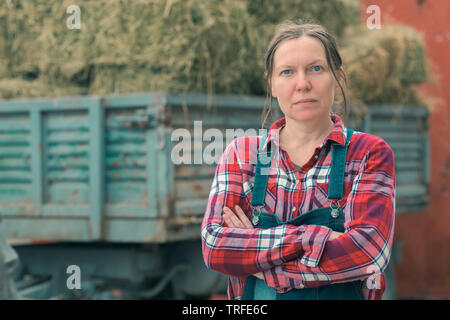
[327,128,354,200]
[251,133,271,207]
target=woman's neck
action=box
[279,115,334,149]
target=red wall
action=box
[360,0,450,299]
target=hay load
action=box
[342,25,429,107]
[1,0,265,96]
[88,0,264,96]
[0,0,429,111]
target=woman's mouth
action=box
[293,99,317,106]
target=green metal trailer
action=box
[0,92,429,299]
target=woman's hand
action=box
[223,205,253,229]
[223,205,264,280]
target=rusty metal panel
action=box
[103,94,166,222]
[0,94,171,242]
[104,108,150,211]
[368,106,429,214]
[44,110,90,205]
[0,113,32,205]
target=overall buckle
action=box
[251,206,264,226]
[330,200,342,219]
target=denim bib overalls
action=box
[241,128,364,300]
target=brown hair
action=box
[262,20,348,129]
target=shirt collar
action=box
[261,113,347,151]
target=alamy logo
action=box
[66,5,81,30]
[366,5,382,30]
[170,121,282,175]
[66,265,81,290]
[366,265,382,290]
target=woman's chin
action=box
[287,111,324,123]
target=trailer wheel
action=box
[168,240,227,298]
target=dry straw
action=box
[0,0,429,113]
[342,24,429,108]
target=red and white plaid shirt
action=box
[201,114,395,300]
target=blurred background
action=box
[0,0,448,299]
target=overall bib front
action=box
[241,128,364,300]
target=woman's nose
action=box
[295,73,311,91]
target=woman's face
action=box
[269,36,338,123]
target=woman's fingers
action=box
[223,207,235,227]
[224,207,244,228]
[234,205,253,229]
[223,206,253,229]
[223,209,234,227]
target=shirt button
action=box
[292,206,296,212]
[314,155,318,159]
[299,283,304,289]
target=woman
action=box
[201,21,395,300]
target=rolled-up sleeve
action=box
[201,138,333,277]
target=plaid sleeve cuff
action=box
[300,225,332,268]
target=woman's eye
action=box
[312,65,322,72]
[281,70,292,75]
